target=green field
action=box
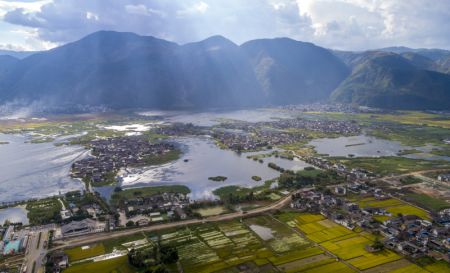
[65,244,106,262]
[62,255,136,273]
[332,156,450,176]
[356,197,431,220]
[404,193,450,212]
[280,213,403,271]
[59,211,450,272]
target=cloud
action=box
[1,0,449,51]
[295,0,450,50]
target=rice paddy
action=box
[278,212,407,271]
[61,212,444,272]
[356,197,431,220]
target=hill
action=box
[0,31,348,109]
[330,52,450,110]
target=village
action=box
[71,136,178,185]
[212,117,361,152]
[290,184,450,262]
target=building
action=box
[61,219,106,237]
[437,174,450,182]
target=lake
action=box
[138,108,293,126]
[0,206,29,225]
[0,133,87,202]
[116,137,311,200]
[309,134,450,161]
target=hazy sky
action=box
[0,0,449,51]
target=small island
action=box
[0,141,9,145]
[208,176,228,182]
[251,176,262,181]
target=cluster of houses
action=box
[153,122,207,136]
[214,129,304,151]
[0,225,28,256]
[437,173,450,182]
[264,118,361,136]
[212,117,360,152]
[71,136,176,184]
[291,187,450,262]
[280,103,368,113]
[305,156,374,181]
[118,192,190,226]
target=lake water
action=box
[0,206,29,225]
[138,109,293,126]
[309,135,412,157]
[0,133,88,202]
[117,137,311,200]
[309,134,449,161]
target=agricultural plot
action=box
[388,264,429,273]
[298,219,354,243]
[356,197,431,220]
[150,218,343,273]
[65,243,106,262]
[62,256,136,273]
[423,260,450,273]
[244,215,310,253]
[280,213,403,271]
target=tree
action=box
[160,245,179,264]
[371,239,384,251]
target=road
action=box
[51,189,296,250]
[23,228,50,273]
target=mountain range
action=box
[0,31,449,111]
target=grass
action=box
[399,175,422,185]
[307,111,450,129]
[194,206,227,217]
[331,156,450,176]
[386,205,430,220]
[65,244,106,262]
[102,233,146,253]
[62,255,137,273]
[404,193,450,212]
[300,261,356,273]
[423,260,450,273]
[389,264,430,273]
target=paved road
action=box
[23,228,49,273]
[51,190,296,251]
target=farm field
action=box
[60,212,446,273]
[355,197,431,220]
[62,255,137,273]
[149,217,355,273]
[65,243,106,262]
[278,212,404,271]
[194,206,228,217]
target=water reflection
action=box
[0,133,87,202]
[117,137,311,200]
